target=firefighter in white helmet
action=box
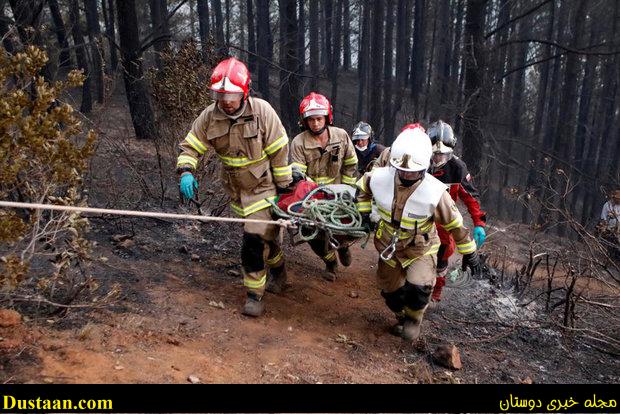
[355,128,481,341]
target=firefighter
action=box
[290,92,358,281]
[176,57,293,317]
[355,127,481,341]
[351,121,385,174]
[427,120,487,302]
[597,189,620,260]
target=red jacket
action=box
[431,155,486,227]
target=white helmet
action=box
[389,128,433,172]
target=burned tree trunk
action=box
[278,0,300,132]
[410,0,426,118]
[103,0,118,71]
[246,0,257,73]
[84,0,105,103]
[297,0,305,76]
[69,0,92,113]
[369,0,384,134]
[212,0,226,52]
[48,0,73,67]
[256,0,272,100]
[116,0,157,139]
[460,0,486,174]
[342,0,351,71]
[356,0,370,120]
[197,0,210,59]
[383,4,395,143]
[309,0,319,90]
[330,0,342,107]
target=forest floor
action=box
[0,79,618,384]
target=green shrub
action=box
[0,45,96,305]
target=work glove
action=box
[180,173,198,200]
[473,226,486,247]
[462,251,482,277]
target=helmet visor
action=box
[352,133,370,141]
[303,109,329,118]
[211,90,244,102]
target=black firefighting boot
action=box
[241,292,264,317]
[337,247,352,267]
[322,260,338,282]
[265,265,288,294]
[389,314,406,337]
[401,308,425,341]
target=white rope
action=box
[0,201,292,228]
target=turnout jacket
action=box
[355,166,477,268]
[431,155,486,227]
[355,142,386,174]
[290,126,358,185]
[176,97,292,217]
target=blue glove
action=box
[180,173,198,200]
[473,226,486,247]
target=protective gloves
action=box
[462,251,482,277]
[473,226,486,247]
[180,173,198,200]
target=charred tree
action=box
[148,0,170,69]
[68,0,92,113]
[103,0,118,71]
[356,0,370,120]
[297,0,305,76]
[342,0,351,71]
[323,0,333,72]
[212,0,226,52]
[256,0,272,100]
[247,0,257,73]
[460,0,486,174]
[410,0,426,118]
[84,0,104,103]
[382,4,395,143]
[197,0,210,59]
[278,0,300,132]
[48,0,73,67]
[369,0,384,135]
[330,0,342,107]
[116,0,157,140]
[309,0,319,89]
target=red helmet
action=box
[401,123,426,133]
[210,57,251,99]
[299,92,333,125]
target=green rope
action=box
[270,186,369,242]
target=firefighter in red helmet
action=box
[176,57,293,317]
[290,92,358,281]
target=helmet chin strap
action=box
[308,125,327,136]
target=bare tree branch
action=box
[485,0,552,39]
[497,38,620,56]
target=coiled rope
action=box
[270,186,369,242]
